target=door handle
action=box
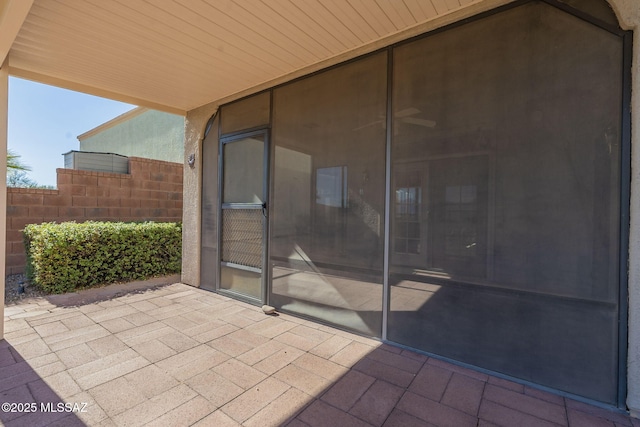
[262,202,267,218]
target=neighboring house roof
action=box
[77,107,149,140]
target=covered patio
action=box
[2,0,640,420]
[2,278,636,426]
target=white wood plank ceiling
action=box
[5,0,478,114]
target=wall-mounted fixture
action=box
[188,154,196,168]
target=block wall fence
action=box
[6,157,183,275]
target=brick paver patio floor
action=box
[1,277,637,426]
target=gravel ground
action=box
[4,274,48,305]
[3,274,178,305]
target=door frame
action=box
[217,128,270,305]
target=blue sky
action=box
[8,77,136,186]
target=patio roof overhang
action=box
[0,0,494,115]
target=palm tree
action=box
[7,149,30,172]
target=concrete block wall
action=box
[6,157,183,275]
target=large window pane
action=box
[389,2,623,403]
[271,53,387,336]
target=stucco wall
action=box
[79,109,184,163]
[181,104,217,287]
[180,0,640,411]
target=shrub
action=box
[23,221,182,294]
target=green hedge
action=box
[23,221,182,294]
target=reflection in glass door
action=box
[219,131,268,302]
[392,167,426,268]
[391,156,489,279]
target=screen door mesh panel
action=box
[221,209,263,269]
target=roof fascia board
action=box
[77,106,149,141]
[0,0,33,65]
[8,67,186,116]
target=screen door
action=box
[219,131,268,302]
